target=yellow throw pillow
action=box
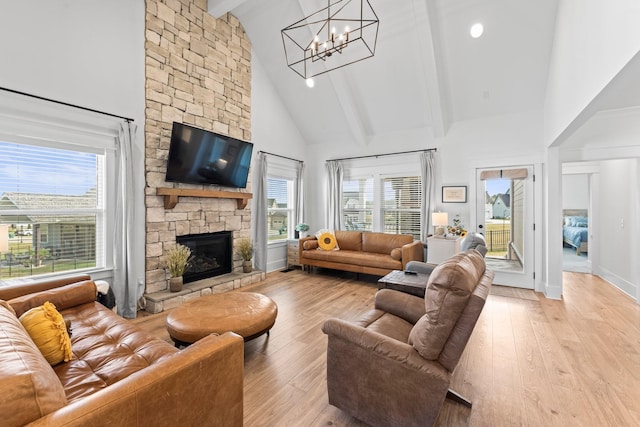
[317,232,339,251]
[19,301,72,366]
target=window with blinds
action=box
[343,177,374,231]
[0,141,104,279]
[267,177,293,242]
[381,176,422,239]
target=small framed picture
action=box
[442,186,467,203]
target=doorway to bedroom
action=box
[561,171,591,273]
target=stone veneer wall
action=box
[144,0,252,295]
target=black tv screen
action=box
[165,122,253,188]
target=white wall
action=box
[251,53,310,271]
[595,159,636,296]
[0,1,146,285]
[562,174,589,209]
[544,0,640,145]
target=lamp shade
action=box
[432,212,449,227]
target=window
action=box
[343,177,373,231]
[0,141,105,279]
[381,176,422,239]
[267,177,293,242]
[0,92,121,283]
[342,170,422,239]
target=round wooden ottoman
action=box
[166,292,278,347]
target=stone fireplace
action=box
[177,231,232,283]
[143,0,254,304]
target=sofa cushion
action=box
[56,302,178,402]
[362,232,413,255]
[301,249,403,270]
[335,230,362,251]
[0,300,68,427]
[408,250,485,361]
[19,302,73,365]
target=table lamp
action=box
[432,212,448,237]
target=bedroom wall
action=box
[562,174,589,209]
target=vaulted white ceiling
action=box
[210,0,637,148]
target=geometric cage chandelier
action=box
[281,0,379,80]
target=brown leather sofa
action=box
[0,275,244,427]
[299,230,423,276]
[322,250,494,426]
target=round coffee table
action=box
[166,292,278,347]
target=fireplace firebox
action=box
[176,231,232,283]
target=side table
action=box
[286,238,301,269]
[426,236,462,264]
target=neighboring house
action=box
[0,190,97,259]
[492,193,511,219]
[266,198,288,234]
[484,191,492,219]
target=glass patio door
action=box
[476,166,534,289]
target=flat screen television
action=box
[165,122,253,188]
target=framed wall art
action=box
[442,186,467,203]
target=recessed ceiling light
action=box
[470,23,484,38]
[306,78,315,88]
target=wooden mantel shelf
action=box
[156,187,252,209]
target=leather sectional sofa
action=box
[0,275,244,427]
[299,230,423,276]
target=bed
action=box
[563,209,588,256]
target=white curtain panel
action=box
[325,160,344,231]
[295,161,305,226]
[420,151,435,243]
[113,121,138,318]
[252,152,268,271]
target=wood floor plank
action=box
[131,269,640,426]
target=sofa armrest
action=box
[374,289,425,324]
[401,240,424,268]
[27,332,244,427]
[404,260,438,275]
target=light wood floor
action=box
[132,270,640,426]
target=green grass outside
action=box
[484,222,510,258]
[0,260,96,279]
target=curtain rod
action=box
[258,150,303,163]
[0,86,134,123]
[328,148,436,162]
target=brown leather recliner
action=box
[322,250,494,427]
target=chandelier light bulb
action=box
[305,78,315,88]
[470,22,484,38]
